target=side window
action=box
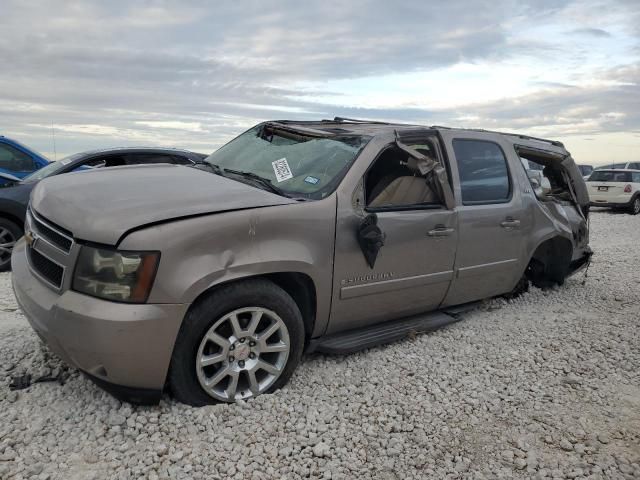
[0,144,35,171]
[629,162,640,170]
[365,141,442,209]
[632,172,640,183]
[127,153,175,165]
[452,139,511,204]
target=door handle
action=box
[500,218,521,229]
[427,225,455,237]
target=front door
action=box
[441,135,527,306]
[328,140,458,335]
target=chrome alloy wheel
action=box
[196,307,290,402]
[633,197,640,215]
[0,227,17,266]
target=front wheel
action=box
[0,218,22,272]
[169,279,305,406]
[629,196,640,215]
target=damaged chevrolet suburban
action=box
[12,119,592,405]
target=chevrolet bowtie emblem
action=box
[24,230,39,248]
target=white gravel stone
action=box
[0,210,638,479]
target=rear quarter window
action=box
[452,139,511,204]
[588,171,632,182]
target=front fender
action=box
[119,199,337,336]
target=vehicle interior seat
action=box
[368,175,439,207]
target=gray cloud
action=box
[0,0,639,157]
[569,28,612,37]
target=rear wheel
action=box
[169,279,305,406]
[629,196,640,215]
[0,219,22,272]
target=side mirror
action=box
[357,214,385,268]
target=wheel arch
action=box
[188,271,318,342]
[629,192,640,213]
[0,211,24,231]
[526,235,574,287]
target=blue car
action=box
[0,146,207,271]
[0,136,49,181]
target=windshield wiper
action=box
[223,168,289,197]
[190,161,225,176]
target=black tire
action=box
[169,279,305,406]
[527,257,564,289]
[629,196,640,215]
[0,218,22,272]
[504,274,529,299]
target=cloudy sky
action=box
[1,0,639,165]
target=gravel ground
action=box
[0,210,639,480]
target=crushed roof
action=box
[273,118,566,151]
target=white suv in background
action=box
[587,169,640,215]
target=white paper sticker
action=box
[271,157,293,182]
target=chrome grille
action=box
[27,246,64,288]
[28,209,73,253]
[25,207,75,290]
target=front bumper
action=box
[11,239,188,403]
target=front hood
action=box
[31,164,296,245]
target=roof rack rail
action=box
[506,133,565,148]
[431,125,564,148]
[332,117,391,125]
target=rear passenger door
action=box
[441,133,527,306]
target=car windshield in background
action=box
[22,153,84,182]
[588,171,632,182]
[595,163,626,170]
[204,124,370,199]
[578,165,593,176]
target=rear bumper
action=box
[568,247,593,277]
[589,196,633,208]
[11,238,188,403]
[590,202,632,208]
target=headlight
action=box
[72,246,160,303]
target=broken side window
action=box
[517,148,573,202]
[364,139,444,209]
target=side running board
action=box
[307,310,461,355]
[442,301,482,316]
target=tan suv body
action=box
[12,120,591,405]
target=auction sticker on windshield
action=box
[272,158,293,182]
